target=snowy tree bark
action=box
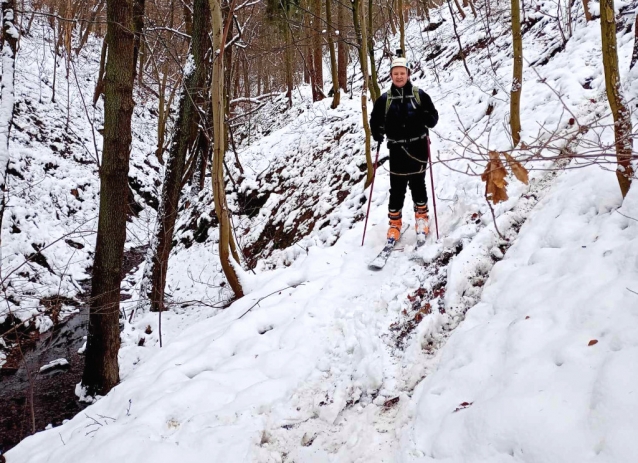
[284,21,294,107]
[326,0,340,108]
[132,0,145,82]
[367,0,380,102]
[337,0,348,92]
[600,0,634,197]
[0,0,18,280]
[582,0,592,21]
[398,0,406,53]
[312,0,324,101]
[82,0,136,396]
[510,0,523,147]
[210,0,244,298]
[148,0,211,313]
[352,0,374,188]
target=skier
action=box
[370,51,439,246]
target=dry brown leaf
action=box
[481,151,509,204]
[504,152,529,185]
[588,339,598,346]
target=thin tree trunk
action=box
[600,0,634,197]
[388,2,397,35]
[93,36,107,105]
[149,0,211,312]
[398,0,406,52]
[630,12,638,70]
[82,0,136,397]
[210,0,244,298]
[582,0,592,21]
[326,0,340,108]
[510,0,523,147]
[454,0,466,19]
[353,0,374,188]
[447,0,472,78]
[0,0,19,278]
[367,0,380,101]
[337,0,348,91]
[312,0,324,100]
[77,0,105,54]
[284,23,294,107]
[133,0,145,81]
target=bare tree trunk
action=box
[367,0,380,101]
[284,23,294,107]
[582,0,592,21]
[82,0,136,397]
[398,0,406,52]
[353,0,374,188]
[510,0,523,147]
[133,0,145,81]
[210,0,244,298]
[304,9,316,97]
[600,0,634,197]
[447,0,472,78]
[630,12,638,70]
[0,0,19,278]
[184,0,193,36]
[93,37,107,105]
[149,0,211,313]
[337,0,348,91]
[77,0,106,54]
[312,0,324,100]
[454,0,466,19]
[326,0,340,108]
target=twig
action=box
[615,210,638,222]
[238,283,305,319]
[485,194,506,240]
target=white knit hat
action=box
[390,56,409,71]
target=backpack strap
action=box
[384,92,392,116]
[413,85,421,106]
[384,86,422,116]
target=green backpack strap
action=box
[413,85,421,106]
[384,92,392,116]
[384,86,422,116]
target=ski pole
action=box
[427,136,439,240]
[362,141,381,246]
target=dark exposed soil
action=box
[0,308,88,455]
[0,246,147,455]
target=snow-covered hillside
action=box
[4,0,638,461]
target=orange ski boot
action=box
[415,204,430,246]
[387,210,402,243]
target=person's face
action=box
[391,67,409,87]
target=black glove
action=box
[372,131,384,143]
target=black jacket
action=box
[369,81,438,141]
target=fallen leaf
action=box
[504,152,529,185]
[453,401,474,412]
[481,151,509,204]
[588,339,598,346]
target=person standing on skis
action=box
[369,50,439,244]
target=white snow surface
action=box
[6,2,638,463]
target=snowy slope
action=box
[6,0,638,462]
[0,25,161,345]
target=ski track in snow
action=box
[5,0,638,462]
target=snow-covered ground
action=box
[5,1,638,462]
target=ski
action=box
[368,239,398,270]
[367,224,409,270]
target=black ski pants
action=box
[388,137,429,214]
